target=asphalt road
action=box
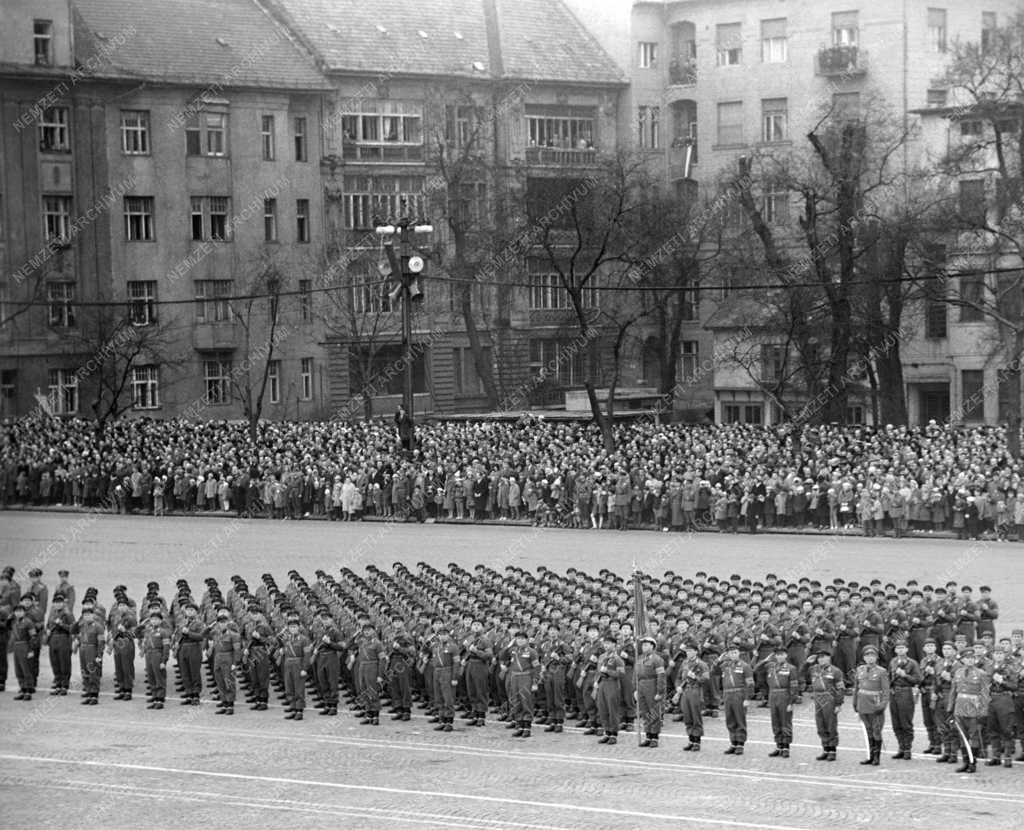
[1,511,1022,829]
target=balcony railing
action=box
[525,146,598,166]
[668,58,697,85]
[341,142,424,163]
[815,45,867,77]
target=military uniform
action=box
[504,636,540,737]
[540,631,571,732]
[430,634,459,730]
[208,614,242,713]
[174,608,206,705]
[44,597,75,693]
[674,649,708,750]
[719,650,754,754]
[278,621,312,719]
[853,647,890,765]
[808,653,844,760]
[985,652,1018,766]
[73,612,106,704]
[950,655,991,772]
[888,645,922,758]
[356,628,385,724]
[386,627,417,721]
[765,649,799,756]
[462,628,494,726]
[593,643,624,744]
[636,637,667,747]
[138,610,172,708]
[11,609,39,699]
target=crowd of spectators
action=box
[2,415,1023,541]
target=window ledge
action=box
[711,143,748,151]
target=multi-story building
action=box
[1,0,332,420]
[270,0,627,418]
[570,0,1022,427]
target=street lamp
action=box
[374,216,433,441]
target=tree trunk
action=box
[585,381,615,453]
[459,282,499,409]
[874,347,907,425]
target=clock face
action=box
[408,255,424,274]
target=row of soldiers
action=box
[1,562,1020,772]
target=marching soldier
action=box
[503,630,540,738]
[765,642,798,757]
[208,606,242,715]
[540,621,571,733]
[175,602,206,705]
[808,646,844,761]
[108,595,138,700]
[430,625,459,732]
[355,621,385,725]
[44,592,74,695]
[636,635,666,748]
[674,640,707,751]
[888,639,921,758]
[949,648,990,773]
[10,603,39,700]
[918,637,943,754]
[462,618,493,727]
[593,632,624,744]
[73,603,106,705]
[279,612,312,720]
[138,604,171,709]
[853,644,889,765]
[985,639,1018,768]
[720,642,754,755]
[312,606,344,717]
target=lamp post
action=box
[375,216,432,427]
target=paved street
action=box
[1,512,1022,829]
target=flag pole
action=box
[633,567,643,747]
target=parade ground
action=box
[2,511,1023,829]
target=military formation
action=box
[1,562,1020,774]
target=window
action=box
[453,346,492,395]
[203,356,232,405]
[681,283,699,321]
[960,275,986,321]
[831,11,858,46]
[716,23,742,65]
[267,360,280,404]
[0,370,15,415]
[209,196,229,240]
[959,179,986,226]
[127,280,157,325]
[961,369,985,421]
[47,282,75,327]
[349,344,428,395]
[761,98,788,142]
[124,196,154,241]
[716,101,743,146]
[340,102,423,162]
[680,341,699,381]
[349,265,393,314]
[981,12,997,54]
[723,403,762,424]
[264,198,277,241]
[296,199,310,242]
[924,245,948,339]
[639,42,658,68]
[927,88,948,108]
[131,366,160,409]
[928,8,947,53]
[186,111,228,157]
[638,106,661,149]
[120,110,150,154]
[960,119,983,136]
[39,107,70,152]
[525,106,597,151]
[761,343,786,382]
[528,260,598,309]
[761,18,787,63]
[42,195,72,243]
[342,174,426,230]
[48,369,78,415]
[763,188,789,224]
[300,357,313,400]
[445,105,476,149]
[846,405,865,424]
[190,197,230,240]
[34,20,53,66]
[194,280,233,322]
[529,339,588,386]
[298,279,312,322]
[294,116,308,162]
[261,115,275,160]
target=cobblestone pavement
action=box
[1,512,1022,829]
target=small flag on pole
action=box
[633,570,648,638]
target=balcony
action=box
[525,146,598,166]
[341,142,424,163]
[668,57,697,86]
[192,321,238,351]
[815,45,867,77]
